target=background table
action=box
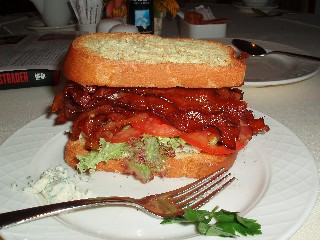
[0,3,319,240]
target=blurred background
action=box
[0,0,36,14]
[0,0,319,15]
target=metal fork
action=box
[0,168,235,229]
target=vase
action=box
[154,12,165,36]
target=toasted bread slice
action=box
[65,138,237,179]
[63,33,245,88]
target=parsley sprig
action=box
[161,206,262,238]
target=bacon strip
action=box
[52,81,269,150]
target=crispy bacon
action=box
[52,81,269,150]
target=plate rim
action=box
[232,2,279,10]
[26,24,77,32]
[214,38,320,87]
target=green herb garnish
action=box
[161,206,262,238]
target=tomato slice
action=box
[111,127,143,143]
[132,115,182,137]
[98,112,149,132]
[181,126,253,155]
[83,112,149,147]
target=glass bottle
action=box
[127,0,154,34]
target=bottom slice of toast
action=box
[65,138,237,179]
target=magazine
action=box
[0,33,77,90]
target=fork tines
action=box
[172,168,235,210]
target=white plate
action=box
[27,24,76,32]
[0,111,318,240]
[232,2,279,13]
[216,38,320,87]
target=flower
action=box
[105,0,127,18]
[104,0,179,18]
[154,0,180,17]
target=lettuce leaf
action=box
[77,138,133,173]
[76,135,186,182]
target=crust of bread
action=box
[63,33,245,88]
[65,138,237,179]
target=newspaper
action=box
[0,33,77,71]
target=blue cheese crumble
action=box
[24,165,92,203]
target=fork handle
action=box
[0,197,135,229]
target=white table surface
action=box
[0,3,319,240]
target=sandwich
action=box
[51,33,269,183]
